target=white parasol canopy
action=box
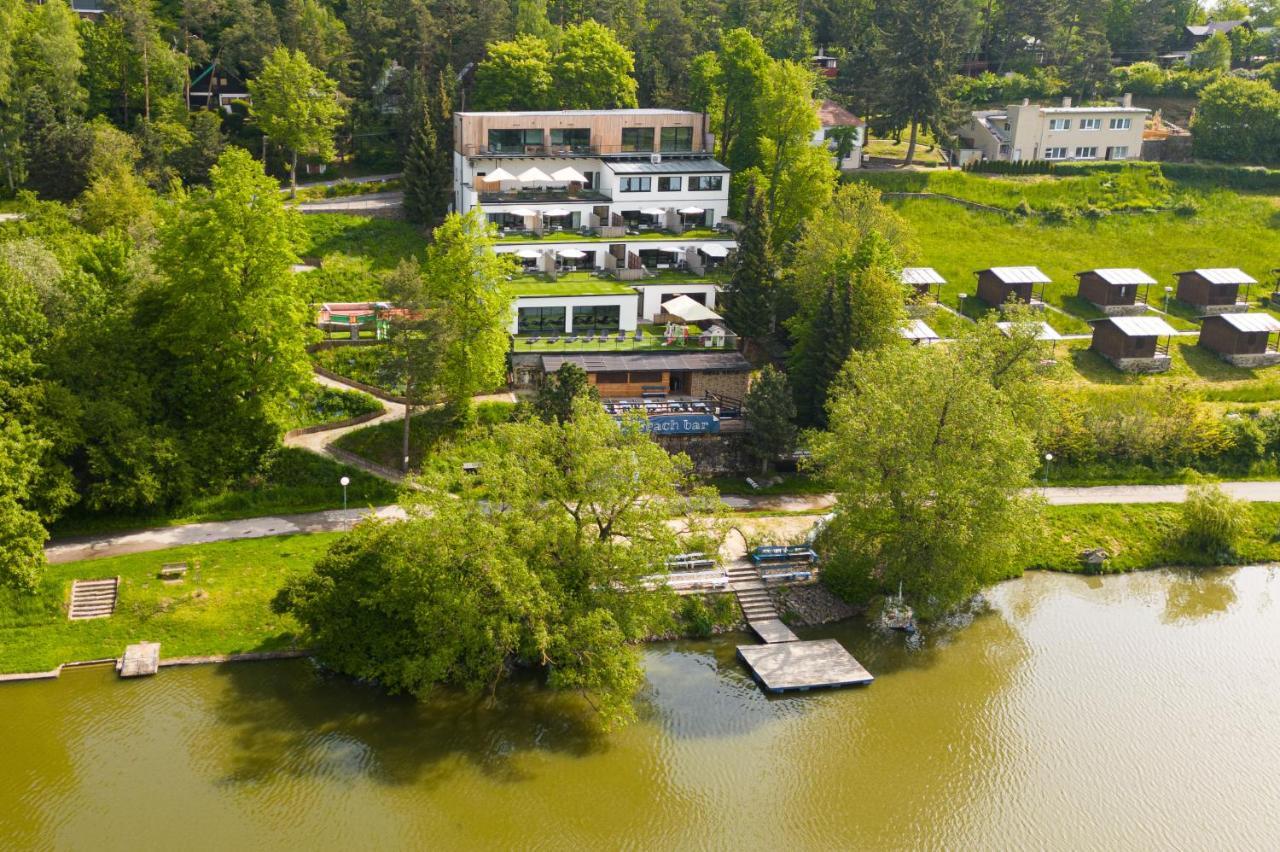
[677,206,705,214]
[698,243,730,258]
[484,167,516,182]
[661,295,723,323]
[506,207,536,217]
[541,207,572,217]
[516,166,552,183]
[550,166,588,183]
[557,249,587,258]
[640,207,667,216]
[515,248,543,259]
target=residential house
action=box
[960,95,1147,163]
[814,100,864,170]
[811,50,839,79]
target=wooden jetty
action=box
[117,642,160,677]
[726,557,873,693]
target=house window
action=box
[582,170,596,189]
[1079,118,1101,130]
[1110,118,1132,130]
[595,371,628,384]
[688,175,723,191]
[572,305,621,330]
[550,128,591,151]
[1107,146,1129,160]
[518,306,565,333]
[1048,118,1071,131]
[660,126,694,152]
[487,128,542,153]
[628,371,663,384]
[621,127,654,152]
[1074,146,1098,159]
[1003,122,1011,131]
[1044,147,1068,160]
[658,176,682,192]
[619,177,651,192]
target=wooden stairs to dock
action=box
[69,577,119,620]
[726,561,779,622]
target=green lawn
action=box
[508,275,637,296]
[0,534,342,673]
[295,214,428,269]
[1050,338,1280,388]
[333,402,516,471]
[48,449,397,539]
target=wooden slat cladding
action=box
[455,111,708,155]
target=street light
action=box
[1164,285,1173,312]
[958,292,969,316]
[339,475,350,510]
[1043,452,1053,487]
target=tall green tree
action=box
[1189,31,1233,71]
[533,362,599,424]
[1192,75,1280,165]
[471,35,556,110]
[552,20,639,109]
[401,72,450,227]
[249,47,346,197]
[744,365,797,474]
[147,148,311,485]
[693,29,771,175]
[723,180,777,341]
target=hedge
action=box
[963,159,1280,191]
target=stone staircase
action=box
[69,577,119,620]
[726,561,779,623]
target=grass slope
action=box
[333,402,516,470]
[0,534,341,673]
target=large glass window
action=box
[487,128,543,153]
[550,128,591,151]
[688,175,723,191]
[621,127,654,152]
[518,306,565,333]
[619,177,651,192]
[658,176,682,191]
[572,304,622,330]
[660,126,693,152]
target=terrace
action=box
[512,323,739,353]
[507,274,638,297]
[494,227,724,244]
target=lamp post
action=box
[1164,285,1173,312]
[1043,453,1053,487]
[339,476,350,511]
[958,292,969,316]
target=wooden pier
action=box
[726,558,873,693]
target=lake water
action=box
[3,567,1279,850]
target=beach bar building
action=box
[1174,268,1256,315]
[900,267,946,302]
[1198,312,1280,367]
[1089,315,1178,372]
[975,266,1049,308]
[1075,268,1155,315]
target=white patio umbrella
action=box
[515,248,543,259]
[677,206,705,214]
[507,207,536,217]
[550,166,588,183]
[557,249,587,258]
[541,207,572,217]
[516,166,552,183]
[699,243,730,257]
[640,207,667,216]
[485,167,516,182]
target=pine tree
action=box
[723,180,776,341]
[402,109,441,226]
[744,365,797,474]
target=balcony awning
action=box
[550,166,588,183]
[677,206,705,214]
[698,244,730,258]
[517,166,552,183]
[541,207,572,217]
[515,248,543,259]
[557,249,587,258]
[485,167,516,182]
[640,207,667,216]
[507,207,537,217]
[661,295,723,323]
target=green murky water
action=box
[3,567,1279,850]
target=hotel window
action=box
[487,128,542,153]
[660,126,694,152]
[657,176,682,192]
[572,305,621,330]
[1109,118,1132,130]
[621,127,654,152]
[1044,147,1068,160]
[1048,118,1071,131]
[550,128,591,151]
[1074,146,1098,159]
[688,175,723,191]
[517,306,565,333]
[1107,146,1129,159]
[1080,118,1101,130]
[619,177,651,192]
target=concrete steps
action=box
[725,560,780,622]
[69,577,118,620]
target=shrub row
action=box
[964,158,1280,191]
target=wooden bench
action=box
[158,562,188,580]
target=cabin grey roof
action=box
[542,352,751,373]
[1186,21,1247,37]
[996,321,1062,341]
[1079,268,1157,286]
[606,159,730,175]
[1177,268,1258,285]
[982,266,1051,284]
[899,320,939,340]
[900,267,947,285]
[1213,312,1280,333]
[1097,316,1178,337]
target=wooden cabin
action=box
[1198,312,1280,367]
[1075,268,1155,315]
[975,266,1049,308]
[1089,316,1177,373]
[900,267,946,302]
[1174,268,1256,314]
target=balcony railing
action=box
[464,143,709,158]
[477,188,611,205]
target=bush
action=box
[1178,481,1247,558]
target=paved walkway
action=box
[297,191,403,215]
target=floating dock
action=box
[737,639,874,692]
[117,642,160,677]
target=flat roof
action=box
[606,159,730,175]
[1079,268,1157,286]
[1095,316,1178,337]
[457,108,701,117]
[1038,106,1149,114]
[509,278,637,297]
[1210,312,1280,333]
[1177,268,1258,285]
[982,266,1051,284]
[901,267,947,285]
[542,352,751,373]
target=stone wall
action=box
[1111,355,1172,373]
[652,432,750,474]
[1223,352,1280,368]
[690,369,750,401]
